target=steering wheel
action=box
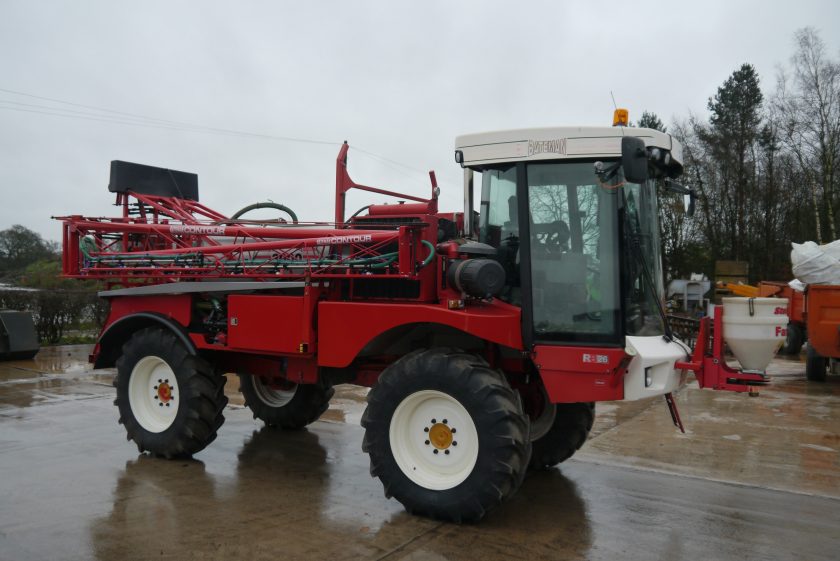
[534,220,570,251]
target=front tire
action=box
[806,345,828,382]
[114,328,228,458]
[529,402,595,470]
[361,348,530,522]
[238,373,334,428]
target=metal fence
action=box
[666,314,711,349]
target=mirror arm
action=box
[665,179,697,217]
[594,160,621,181]
[664,178,691,195]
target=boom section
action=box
[56,191,434,283]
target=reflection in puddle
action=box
[0,344,113,409]
[0,344,94,376]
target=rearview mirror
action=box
[683,193,695,217]
[621,136,649,184]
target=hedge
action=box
[0,288,108,344]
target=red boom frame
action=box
[57,143,445,285]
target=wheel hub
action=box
[389,390,479,490]
[128,356,180,433]
[156,381,173,403]
[251,376,297,407]
[428,422,454,450]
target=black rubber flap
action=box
[0,310,39,359]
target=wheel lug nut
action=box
[452,441,458,446]
[444,450,450,455]
[451,428,456,434]
[166,403,170,407]
[431,418,436,424]
[159,403,163,407]
[154,396,158,400]
[154,385,158,390]
[433,449,439,454]
[424,427,429,433]
[425,440,430,445]
[443,419,448,424]
[158,379,162,383]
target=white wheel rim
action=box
[252,376,297,407]
[529,394,556,442]
[389,390,479,491]
[128,356,180,433]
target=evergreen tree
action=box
[699,63,764,261]
[637,111,667,132]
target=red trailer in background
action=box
[759,281,840,381]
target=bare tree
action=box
[775,27,840,243]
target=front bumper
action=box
[622,336,688,401]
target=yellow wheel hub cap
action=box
[157,382,172,403]
[429,422,453,449]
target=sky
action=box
[1,0,839,242]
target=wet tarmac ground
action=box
[1,346,839,561]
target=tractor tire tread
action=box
[361,347,530,523]
[529,402,595,470]
[239,374,333,429]
[114,327,227,459]
[805,345,828,382]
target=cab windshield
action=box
[478,161,665,344]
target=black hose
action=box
[345,205,372,224]
[231,202,298,224]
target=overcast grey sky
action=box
[2,0,839,241]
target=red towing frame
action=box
[675,306,769,393]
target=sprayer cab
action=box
[454,123,786,410]
[455,125,689,402]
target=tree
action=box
[775,27,840,243]
[19,260,76,290]
[657,118,705,282]
[635,111,683,281]
[637,111,667,133]
[655,31,839,286]
[696,63,764,262]
[0,225,58,275]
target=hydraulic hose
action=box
[419,240,435,268]
[79,236,98,261]
[231,202,298,224]
[345,205,372,223]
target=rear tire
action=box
[529,402,595,470]
[805,345,828,382]
[781,323,805,355]
[238,373,334,428]
[361,348,531,523]
[114,328,227,458]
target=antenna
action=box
[610,91,626,135]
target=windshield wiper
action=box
[628,232,674,341]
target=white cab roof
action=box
[455,126,683,170]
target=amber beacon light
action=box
[613,108,629,127]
